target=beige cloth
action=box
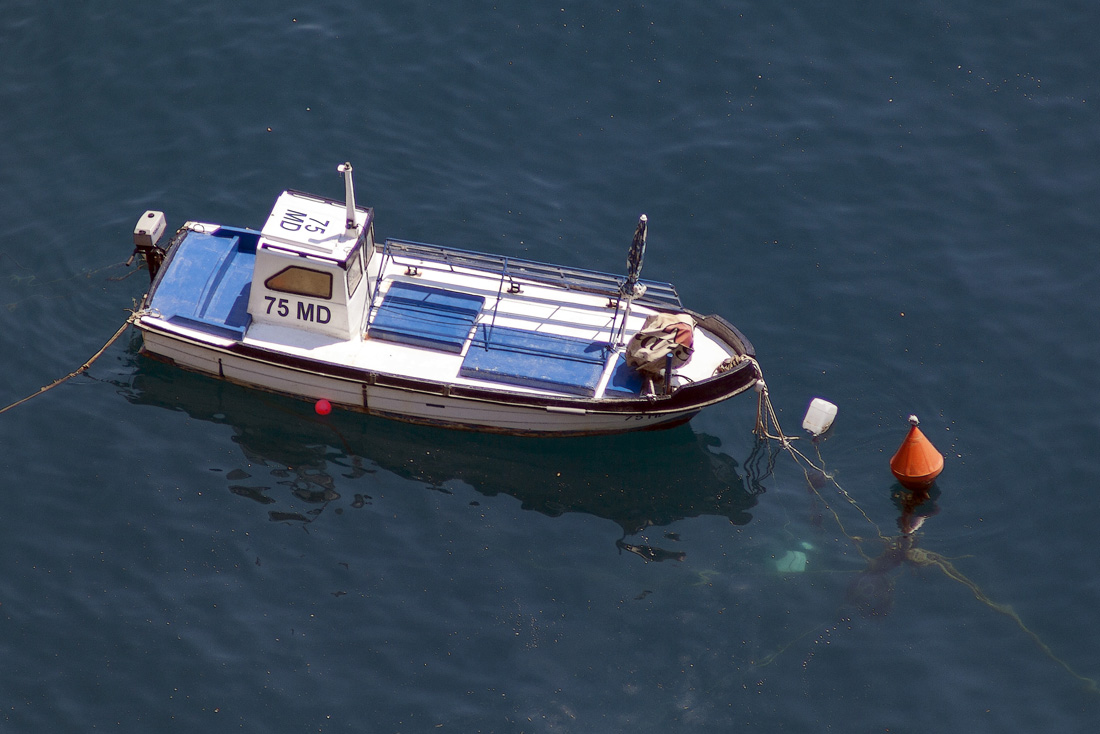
[625,312,695,377]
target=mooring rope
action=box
[749,362,1098,692]
[0,313,136,416]
[750,365,887,547]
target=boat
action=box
[129,163,760,436]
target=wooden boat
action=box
[130,164,760,436]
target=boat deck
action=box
[146,226,737,401]
[146,227,256,339]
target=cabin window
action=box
[364,226,376,260]
[346,248,364,296]
[265,266,332,299]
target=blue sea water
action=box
[2,1,1100,731]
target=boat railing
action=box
[380,238,682,309]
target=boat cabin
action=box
[246,190,374,340]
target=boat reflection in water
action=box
[122,353,766,560]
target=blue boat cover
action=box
[460,324,611,396]
[149,231,254,338]
[369,282,485,353]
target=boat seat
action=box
[604,354,645,396]
[369,282,485,354]
[459,325,610,396]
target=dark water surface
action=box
[3,2,1099,731]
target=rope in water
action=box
[750,365,886,550]
[0,313,136,416]
[747,362,1098,692]
[2,321,1095,689]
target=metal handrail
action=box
[382,238,682,309]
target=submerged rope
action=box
[906,547,1099,692]
[749,366,1099,692]
[4,260,137,312]
[0,314,136,416]
[751,370,886,547]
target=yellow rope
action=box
[0,314,136,416]
[907,548,1099,692]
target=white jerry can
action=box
[802,398,838,436]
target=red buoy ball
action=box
[315,399,332,416]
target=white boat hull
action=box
[138,319,756,436]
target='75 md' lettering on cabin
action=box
[264,296,332,324]
[279,209,330,233]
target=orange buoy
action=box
[890,415,944,490]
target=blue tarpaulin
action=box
[369,282,485,353]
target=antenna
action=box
[337,162,356,236]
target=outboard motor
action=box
[132,210,167,281]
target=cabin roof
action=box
[259,190,371,265]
